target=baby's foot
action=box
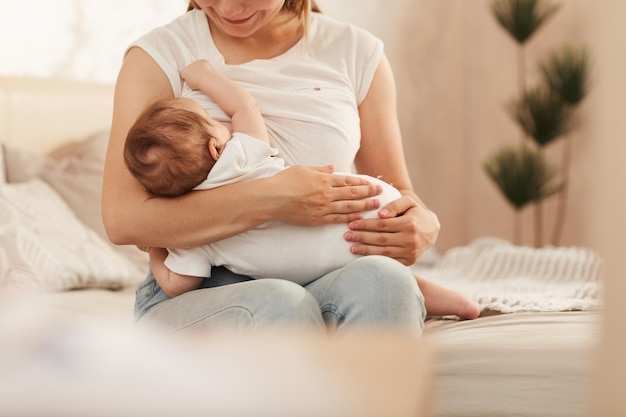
[456,298,481,320]
[416,276,481,320]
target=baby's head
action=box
[124,97,230,197]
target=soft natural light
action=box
[0,0,379,84]
[0,0,186,83]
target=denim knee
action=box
[139,278,325,333]
[251,279,325,329]
[306,256,426,331]
[343,256,423,304]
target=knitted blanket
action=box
[415,237,604,313]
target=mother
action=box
[102,0,440,333]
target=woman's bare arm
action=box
[350,54,440,265]
[101,48,381,249]
[102,47,277,248]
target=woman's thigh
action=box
[304,256,426,332]
[137,269,325,333]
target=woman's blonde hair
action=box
[187,0,321,33]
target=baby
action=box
[124,60,480,320]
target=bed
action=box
[0,76,603,417]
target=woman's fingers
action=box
[271,165,383,226]
[325,173,383,217]
[332,184,382,209]
[345,231,421,266]
[344,231,416,266]
[296,165,381,202]
[322,190,381,223]
[345,202,440,265]
[322,176,382,223]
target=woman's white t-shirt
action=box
[130,10,389,284]
[129,9,384,171]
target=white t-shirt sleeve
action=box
[345,23,384,105]
[127,11,210,97]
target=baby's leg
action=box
[415,275,481,320]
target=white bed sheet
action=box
[1,287,601,417]
[0,287,137,329]
[424,311,601,417]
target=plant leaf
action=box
[508,85,572,146]
[484,144,562,209]
[540,44,592,106]
[491,0,561,44]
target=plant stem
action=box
[518,44,527,143]
[518,44,526,97]
[534,200,543,247]
[551,134,573,245]
[514,210,521,245]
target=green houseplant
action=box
[484,0,591,246]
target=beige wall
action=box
[328,1,626,414]
[385,0,611,253]
[323,1,624,279]
[322,3,626,412]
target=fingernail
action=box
[344,231,354,241]
[379,208,389,216]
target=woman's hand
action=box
[269,165,383,226]
[344,195,440,266]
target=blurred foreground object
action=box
[0,292,434,417]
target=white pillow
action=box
[3,132,149,276]
[0,179,141,292]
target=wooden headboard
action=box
[0,76,114,155]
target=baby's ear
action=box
[208,138,221,161]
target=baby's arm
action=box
[149,247,203,298]
[181,60,268,144]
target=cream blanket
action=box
[415,237,604,313]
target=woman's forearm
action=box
[102,167,276,249]
[103,48,277,249]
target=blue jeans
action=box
[135,255,426,333]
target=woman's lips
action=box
[223,14,254,25]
